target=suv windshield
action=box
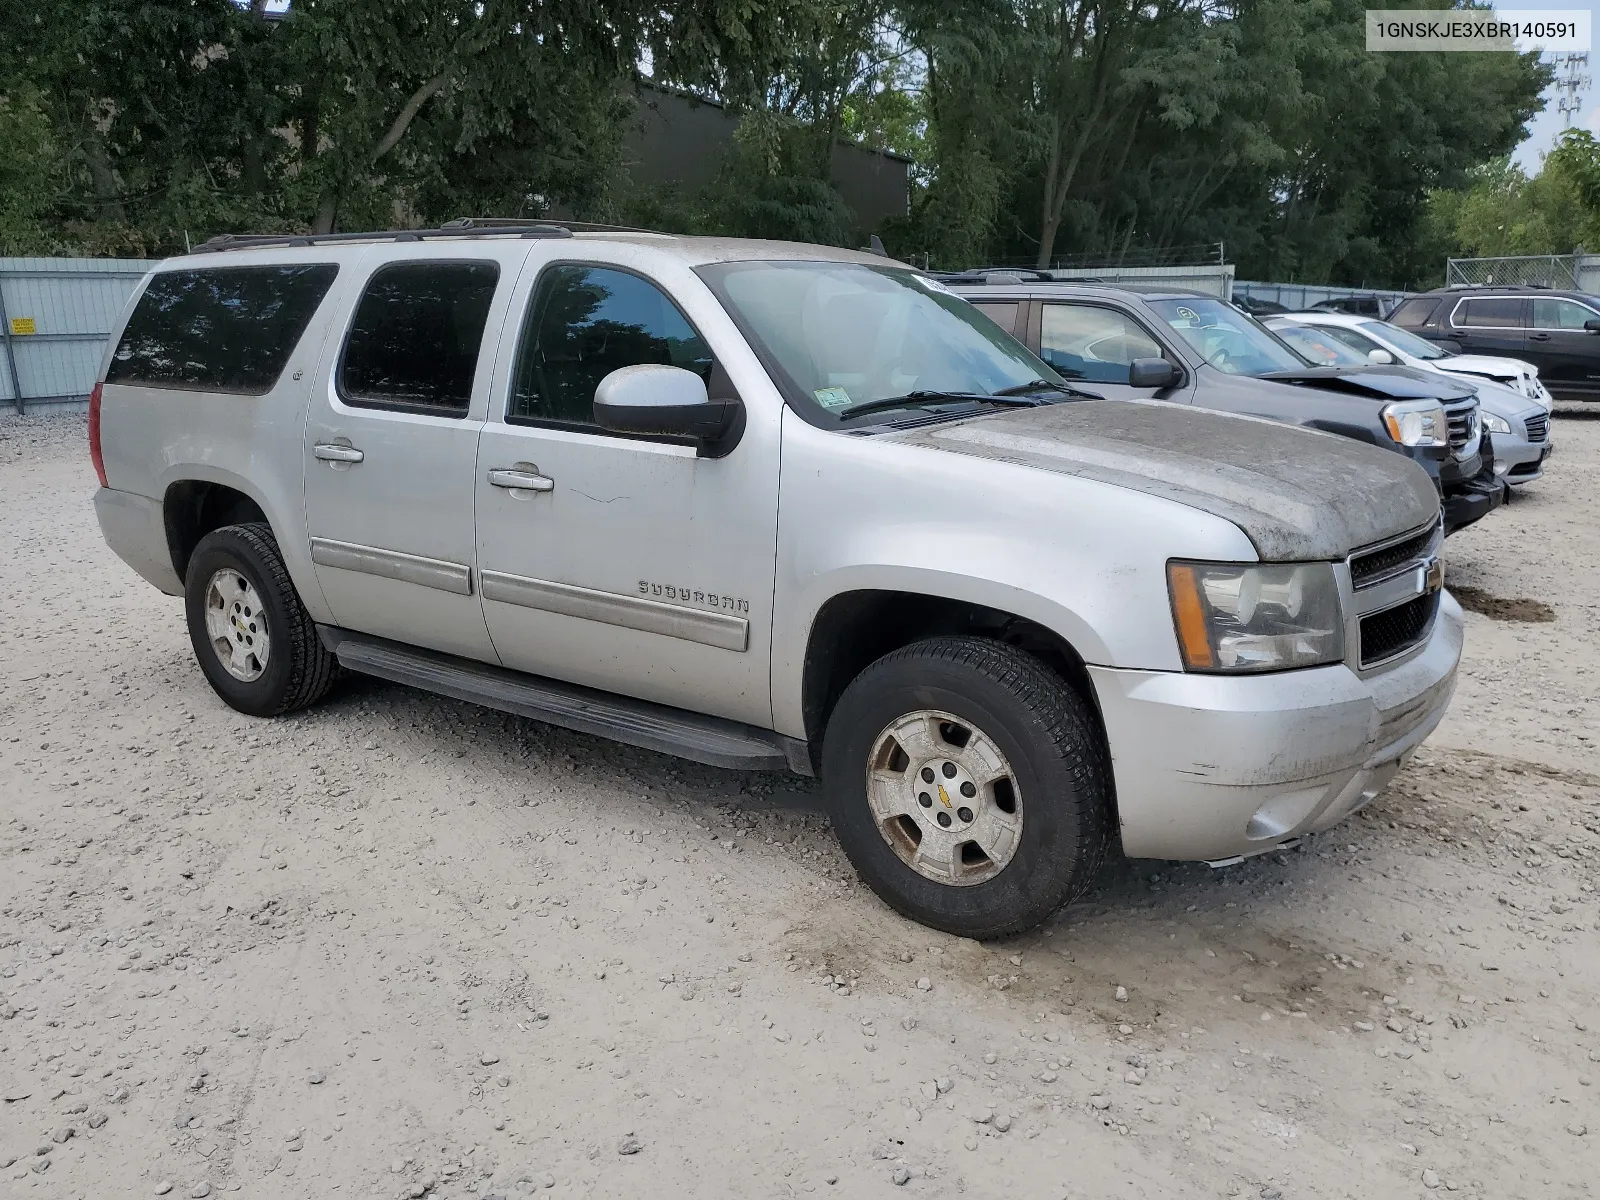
[1360,320,1450,360]
[1149,297,1307,375]
[696,260,1065,424]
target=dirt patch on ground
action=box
[4,412,1599,1200]
[1448,583,1556,622]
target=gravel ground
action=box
[2,411,1597,1200]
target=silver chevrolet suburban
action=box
[90,222,1462,937]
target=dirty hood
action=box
[892,400,1440,561]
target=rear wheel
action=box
[184,523,337,717]
[821,636,1110,938]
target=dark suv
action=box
[942,276,1502,533]
[1390,286,1600,402]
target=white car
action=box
[1273,310,1552,407]
[1268,312,1554,486]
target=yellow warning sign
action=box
[9,317,36,336]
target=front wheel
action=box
[821,637,1111,938]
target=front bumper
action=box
[1089,592,1463,862]
[1441,435,1503,533]
[1502,435,1552,485]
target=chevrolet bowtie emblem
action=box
[936,784,953,808]
[1424,557,1444,593]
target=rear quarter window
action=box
[106,264,339,394]
[1388,297,1439,327]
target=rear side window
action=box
[970,301,1020,336]
[508,265,713,429]
[106,264,338,394]
[1452,297,1524,328]
[339,261,500,416]
[1388,297,1439,326]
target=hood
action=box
[890,400,1440,562]
[1431,354,1535,382]
[1257,365,1477,403]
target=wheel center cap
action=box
[912,759,979,830]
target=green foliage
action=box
[0,0,1554,280]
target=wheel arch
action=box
[163,479,270,584]
[799,589,1110,774]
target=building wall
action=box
[1,258,156,412]
[627,85,911,238]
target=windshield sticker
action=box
[814,386,853,410]
[1175,306,1200,322]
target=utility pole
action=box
[1554,52,1592,127]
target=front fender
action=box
[769,412,1256,739]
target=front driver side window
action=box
[1040,303,1165,384]
[508,264,713,428]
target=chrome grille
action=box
[1360,593,1439,668]
[1348,519,1444,668]
[1524,412,1549,443]
[1349,518,1442,589]
[1444,400,1476,450]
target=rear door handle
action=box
[313,443,365,463]
[488,468,554,492]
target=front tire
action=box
[184,523,337,717]
[821,637,1111,938]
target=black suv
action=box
[1390,285,1600,402]
[942,275,1502,533]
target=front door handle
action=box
[488,468,554,492]
[1528,332,1551,341]
[314,443,365,463]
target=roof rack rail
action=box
[189,221,577,254]
[931,268,1056,284]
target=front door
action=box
[473,253,779,726]
[1036,301,1187,402]
[1528,295,1600,399]
[303,245,528,661]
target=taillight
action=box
[88,381,108,488]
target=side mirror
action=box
[1367,348,1395,365]
[1128,357,1178,388]
[1584,318,1600,333]
[593,364,743,457]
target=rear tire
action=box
[184,522,337,717]
[821,636,1110,938]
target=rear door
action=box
[1528,295,1600,399]
[302,243,529,661]
[1445,295,1529,359]
[1036,300,1189,401]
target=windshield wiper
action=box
[992,379,1093,398]
[835,391,1041,421]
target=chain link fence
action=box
[1445,254,1581,290]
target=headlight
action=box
[1167,561,1345,673]
[1381,400,1448,447]
[1481,411,1512,435]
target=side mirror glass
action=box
[1584,318,1600,333]
[1128,357,1178,388]
[1367,348,1395,365]
[593,364,742,457]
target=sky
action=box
[1500,2,1599,168]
